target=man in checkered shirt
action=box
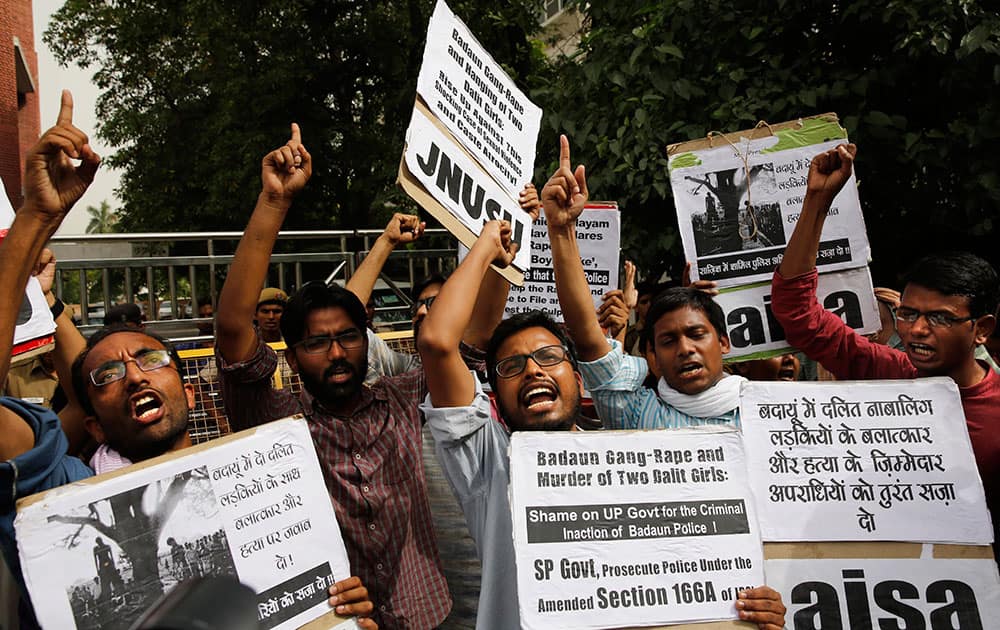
[215,124,449,629]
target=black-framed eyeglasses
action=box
[295,329,365,354]
[494,345,570,379]
[90,349,175,386]
[895,307,977,329]
[411,295,436,316]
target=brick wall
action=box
[0,0,41,209]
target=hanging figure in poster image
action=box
[685,164,784,256]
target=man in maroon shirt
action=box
[214,124,450,629]
[771,143,1000,557]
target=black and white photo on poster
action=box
[684,163,785,257]
[18,418,353,630]
[669,127,870,288]
[47,467,236,630]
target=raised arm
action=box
[597,290,630,345]
[33,249,89,452]
[462,183,541,349]
[418,221,514,407]
[0,90,98,459]
[346,213,425,306]
[216,124,311,363]
[777,144,856,278]
[542,135,609,361]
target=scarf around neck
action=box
[656,373,745,419]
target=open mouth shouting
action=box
[907,342,936,362]
[521,382,559,413]
[130,390,165,425]
[776,366,797,380]
[676,361,704,379]
[324,361,356,385]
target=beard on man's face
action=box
[299,357,367,406]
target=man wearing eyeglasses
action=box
[416,220,589,630]
[214,125,455,629]
[419,216,787,629]
[0,105,377,629]
[770,143,1000,559]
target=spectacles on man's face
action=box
[895,306,977,329]
[494,345,570,379]
[411,295,436,316]
[90,349,175,386]
[295,329,365,354]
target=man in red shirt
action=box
[771,143,1000,555]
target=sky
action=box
[33,0,123,235]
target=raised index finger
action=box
[559,134,571,170]
[57,90,74,126]
[290,122,301,144]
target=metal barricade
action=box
[178,331,415,444]
[49,229,459,335]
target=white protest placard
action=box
[416,0,542,197]
[404,105,532,271]
[740,379,993,543]
[668,115,870,288]
[717,267,879,361]
[505,203,620,321]
[509,428,765,630]
[16,417,354,630]
[0,185,56,361]
[766,551,1000,629]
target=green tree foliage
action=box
[85,200,118,234]
[534,1,1000,283]
[45,1,544,234]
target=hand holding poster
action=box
[509,428,765,629]
[740,379,993,543]
[16,418,354,630]
[667,114,870,288]
[505,203,620,321]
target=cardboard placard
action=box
[740,379,992,544]
[400,0,544,286]
[765,542,1000,629]
[509,428,765,629]
[667,114,870,289]
[16,418,355,630]
[415,0,541,197]
[403,103,532,274]
[505,203,620,321]
[716,267,880,362]
[0,187,56,362]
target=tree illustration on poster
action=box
[45,468,237,630]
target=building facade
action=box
[0,0,40,209]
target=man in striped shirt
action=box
[544,136,746,431]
